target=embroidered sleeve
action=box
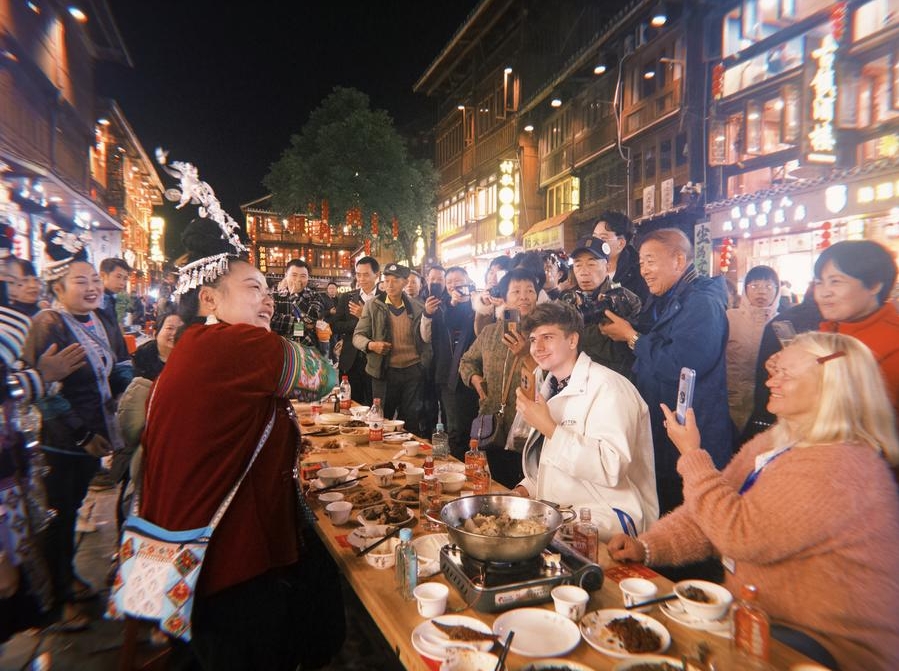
[277,338,337,398]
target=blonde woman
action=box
[609,332,899,671]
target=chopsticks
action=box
[354,525,401,557]
[626,592,678,610]
[493,631,514,671]
[313,475,367,494]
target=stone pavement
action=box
[0,487,405,671]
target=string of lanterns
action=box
[719,236,734,272]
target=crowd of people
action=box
[2,187,899,669]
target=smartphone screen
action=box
[771,320,797,347]
[429,283,442,298]
[675,367,696,425]
[520,364,536,401]
[503,308,520,335]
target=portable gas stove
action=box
[440,538,604,613]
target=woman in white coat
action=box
[512,302,659,539]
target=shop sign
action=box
[643,186,655,216]
[805,34,837,164]
[661,179,674,211]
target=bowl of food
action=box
[390,485,420,506]
[673,580,733,621]
[382,419,405,432]
[436,471,466,494]
[439,648,499,671]
[339,425,369,444]
[364,538,399,570]
[317,466,350,487]
[358,503,412,526]
[349,405,370,420]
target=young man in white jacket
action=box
[512,302,659,539]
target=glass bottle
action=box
[464,439,487,485]
[419,475,443,531]
[367,398,384,447]
[394,527,418,600]
[422,453,434,477]
[339,375,352,412]
[471,462,491,495]
[571,507,600,563]
[328,386,341,413]
[431,422,449,459]
[733,584,770,664]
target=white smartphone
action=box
[771,320,797,347]
[675,367,696,425]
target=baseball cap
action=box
[571,237,611,261]
[383,263,410,279]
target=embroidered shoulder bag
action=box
[105,406,276,641]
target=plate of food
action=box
[357,503,414,527]
[612,656,685,671]
[343,488,384,508]
[347,524,393,551]
[338,426,369,444]
[580,609,671,659]
[492,608,581,658]
[303,425,341,437]
[435,462,466,474]
[317,412,352,426]
[390,485,419,507]
[369,460,415,473]
[310,469,359,492]
[411,615,497,661]
[519,660,597,671]
[383,432,415,444]
[659,599,731,637]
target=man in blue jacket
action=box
[602,228,733,515]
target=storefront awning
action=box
[522,210,576,250]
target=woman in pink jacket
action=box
[609,331,899,671]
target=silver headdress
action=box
[156,148,248,295]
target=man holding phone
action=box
[333,256,380,405]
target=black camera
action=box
[560,287,640,325]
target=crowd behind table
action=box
[2,165,899,671]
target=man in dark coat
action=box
[332,256,379,405]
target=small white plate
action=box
[411,616,495,661]
[412,533,449,578]
[580,609,671,659]
[383,432,415,444]
[347,525,392,551]
[356,504,414,527]
[520,661,597,671]
[612,656,684,670]
[436,462,466,474]
[310,471,360,492]
[317,412,351,425]
[659,599,732,638]
[492,608,581,658]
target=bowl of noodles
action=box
[439,495,576,562]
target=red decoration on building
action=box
[364,239,371,255]
[711,63,725,100]
[830,2,847,42]
[392,216,399,240]
[321,199,329,224]
[308,201,316,217]
[819,222,832,249]
[371,212,379,236]
[719,237,734,272]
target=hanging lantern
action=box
[392,216,399,240]
[830,2,847,42]
[719,237,734,272]
[820,221,832,249]
[711,63,725,100]
[364,239,371,255]
[322,199,329,224]
[371,212,379,236]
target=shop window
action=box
[723,0,832,57]
[645,146,657,179]
[854,0,899,42]
[783,85,801,143]
[632,151,643,185]
[676,133,688,166]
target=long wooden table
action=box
[301,427,817,670]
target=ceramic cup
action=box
[413,582,449,618]
[404,466,425,485]
[372,467,395,487]
[324,501,353,525]
[403,440,421,457]
[551,584,589,621]
[619,577,659,613]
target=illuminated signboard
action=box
[149,216,165,263]
[806,34,837,164]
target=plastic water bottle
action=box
[431,422,449,459]
[367,398,384,448]
[394,528,418,600]
[339,375,352,412]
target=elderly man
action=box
[602,228,733,516]
[271,259,323,348]
[333,256,379,405]
[353,263,431,434]
[561,237,641,379]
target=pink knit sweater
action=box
[642,431,899,671]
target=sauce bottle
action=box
[464,439,487,485]
[733,584,770,664]
[571,507,599,563]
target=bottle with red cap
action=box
[733,584,770,664]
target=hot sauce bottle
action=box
[733,584,770,664]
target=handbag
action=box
[105,406,276,641]
[470,352,515,448]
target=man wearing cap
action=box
[559,238,642,379]
[353,263,431,434]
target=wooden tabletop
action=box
[300,424,816,671]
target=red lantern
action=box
[371,212,379,236]
[831,2,847,42]
[819,221,832,249]
[711,63,725,100]
[364,239,371,255]
[719,237,734,272]
[392,216,399,240]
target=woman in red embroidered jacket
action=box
[140,213,338,670]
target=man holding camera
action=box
[560,238,641,379]
[421,266,480,459]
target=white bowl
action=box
[382,419,405,432]
[364,537,399,569]
[318,492,345,504]
[404,466,425,485]
[674,580,733,621]
[350,405,370,419]
[324,501,353,525]
[339,426,370,444]
[403,440,421,456]
[317,413,351,425]
[317,466,350,487]
[437,471,466,493]
[440,649,499,671]
[371,467,396,487]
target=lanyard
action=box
[738,447,792,495]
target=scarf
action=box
[57,310,124,452]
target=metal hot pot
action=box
[439,494,576,562]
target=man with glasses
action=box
[333,256,380,405]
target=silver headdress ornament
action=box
[156,148,249,295]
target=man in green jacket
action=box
[353,263,431,435]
